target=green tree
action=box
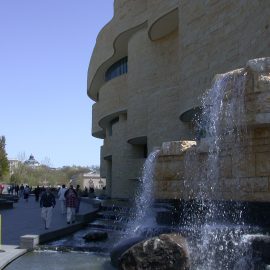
[0,136,9,180]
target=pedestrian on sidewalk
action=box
[40,187,56,229]
[23,185,30,202]
[64,185,78,224]
[34,185,41,202]
[19,184,24,198]
[15,184,19,196]
[57,184,67,214]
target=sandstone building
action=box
[87,0,270,199]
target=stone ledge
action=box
[20,235,39,250]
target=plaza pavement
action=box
[0,195,99,269]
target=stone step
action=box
[88,220,126,231]
[97,211,130,221]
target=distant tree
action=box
[60,166,90,180]
[9,159,96,187]
[89,165,100,173]
[0,136,9,180]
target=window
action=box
[108,117,119,136]
[105,57,128,82]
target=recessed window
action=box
[108,117,119,136]
[105,57,128,82]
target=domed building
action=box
[24,154,40,168]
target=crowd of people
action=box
[39,184,86,229]
[5,183,94,230]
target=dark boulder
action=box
[111,235,148,267]
[119,233,190,270]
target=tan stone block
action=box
[255,152,270,176]
[255,113,270,125]
[253,177,268,192]
[254,127,270,138]
[246,58,270,74]
[156,191,181,200]
[256,74,270,92]
[248,193,270,202]
[223,178,238,192]
[155,192,167,200]
[222,192,236,201]
[232,153,255,177]
[157,181,168,192]
[239,178,254,193]
[254,145,270,153]
[219,156,232,178]
[158,158,185,181]
[167,181,181,193]
[254,92,270,113]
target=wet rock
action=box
[119,233,190,270]
[83,231,108,242]
[111,235,147,267]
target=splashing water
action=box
[122,149,160,239]
[184,70,253,269]
[199,69,247,204]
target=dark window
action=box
[105,57,128,82]
[108,117,119,136]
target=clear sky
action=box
[0,0,114,168]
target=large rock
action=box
[111,235,148,267]
[119,233,190,270]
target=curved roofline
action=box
[87,21,147,101]
[98,109,127,129]
[148,8,178,41]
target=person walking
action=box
[15,184,19,196]
[19,184,24,198]
[64,185,78,224]
[40,188,56,229]
[34,186,41,202]
[57,184,67,214]
[23,185,30,202]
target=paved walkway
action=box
[0,195,99,269]
[0,195,97,245]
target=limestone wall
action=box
[178,0,270,116]
[88,0,270,199]
[155,58,270,202]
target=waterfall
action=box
[185,70,251,270]
[122,149,160,239]
[200,69,247,205]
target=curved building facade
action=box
[87,0,270,199]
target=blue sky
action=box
[0,1,114,168]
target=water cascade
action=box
[186,69,250,269]
[122,149,160,239]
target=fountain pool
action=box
[5,250,115,270]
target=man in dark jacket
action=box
[40,188,56,229]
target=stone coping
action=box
[0,245,27,270]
